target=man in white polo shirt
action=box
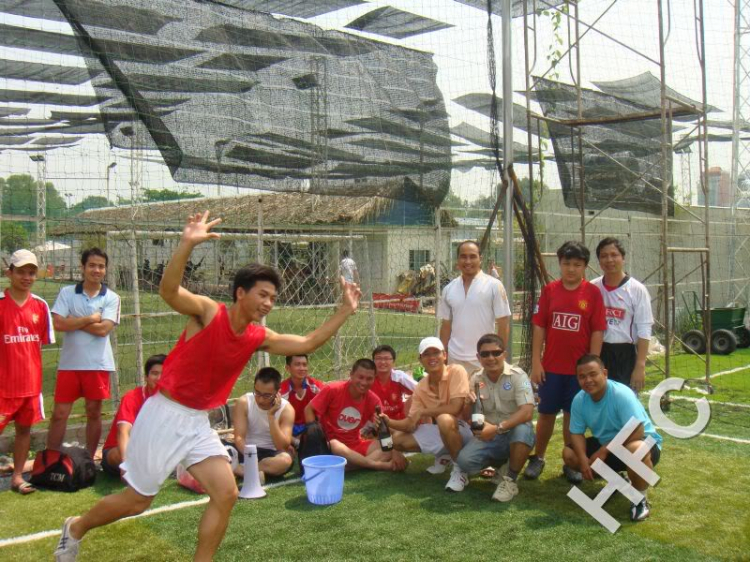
[439,241,511,373]
[47,248,121,457]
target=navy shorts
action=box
[584,436,661,472]
[537,372,581,414]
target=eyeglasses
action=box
[479,350,504,358]
[254,390,276,400]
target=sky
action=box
[0,0,740,207]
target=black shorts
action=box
[600,342,637,386]
[100,448,120,477]
[585,436,661,473]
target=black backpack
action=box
[30,447,97,492]
[297,422,331,476]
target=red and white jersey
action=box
[103,385,157,450]
[532,279,606,376]
[370,369,417,420]
[591,276,653,344]
[0,290,54,398]
[279,376,325,426]
[310,380,381,447]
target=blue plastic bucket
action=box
[300,455,347,505]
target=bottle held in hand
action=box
[471,383,485,431]
[375,405,394,451]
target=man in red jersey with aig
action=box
[0,249,55,495]
[56,211,362,562]
[524,241,606,483]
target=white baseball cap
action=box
[418,336,445,356]
[10,249,38,269]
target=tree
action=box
[69,196,112,215]
[0,174,67,219]
[117,188,202,206]
[143,188,201,202]
[1,222,30,254]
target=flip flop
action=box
[480,467,496,479]
[11,481,37,495]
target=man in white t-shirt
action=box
[439,241,511,373]
[233,367,295,478]
[592,238,654,391]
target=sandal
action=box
[11,481,37,495]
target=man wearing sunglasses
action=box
[233,367,295,480]
[455,334,535,501]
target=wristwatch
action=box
[496,422,508,435]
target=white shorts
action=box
[413,420,474,456]
[120,392,229,496]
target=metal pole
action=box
[257,197,269,368]
[106,232,120,407]
[697,0,712,385]
[435,206,442,336]
[502,0,514,360]
[657,0,671,378]
[128,230,144,386]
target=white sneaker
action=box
[426,454,452,474]
[54,517,81,562]
[491,462,510,484]
[445,466,469,492]
[492,475,519,502]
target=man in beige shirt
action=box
[457,334,535,501]
[380,337,473,492]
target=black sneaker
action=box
[562,464,583,484]
[630,499,651,522]
[523,455,545,479]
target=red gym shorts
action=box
[346,438,376,457]
[55,370,111,402]
[0,394,44,432]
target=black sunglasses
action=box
[479,350,504,358]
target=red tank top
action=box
[158,303,266,410]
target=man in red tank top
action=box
[56,211,362,562]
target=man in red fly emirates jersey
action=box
[370,344,417,420]
[55,211,362,562]
[0,249,54,495]
[279,354,325,439]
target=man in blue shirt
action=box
[47,248,121,457]
[563,354,662,522]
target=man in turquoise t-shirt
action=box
[563,354,662,523]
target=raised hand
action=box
[181,211,222,247]
[340,276,362,313]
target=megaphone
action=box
[239,444,267,499]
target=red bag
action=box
[30,447,96,492]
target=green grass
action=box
[1,426,749,561]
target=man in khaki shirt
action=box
[457,333,535,501]
[380,337,473,492]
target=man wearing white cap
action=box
[0,250,55,495]
[379,336,473,492]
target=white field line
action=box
[654,426,750,444]
[0,478,300,549]
[642,390,750,410]
[709,364,750,379]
